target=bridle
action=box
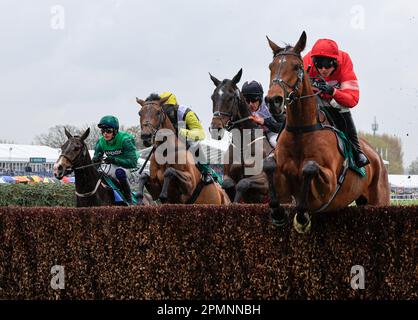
[59,141,108,198]
[212,88,251,131]
[59,141,89,174]
[139,101,167,144]
[271,50,320,108]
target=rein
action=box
[60,144,107,198]
[75,178,107,198]
[212,90,253,131]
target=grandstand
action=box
[389,174,418,200]
[0,144,61,176]
[0,139,230,177]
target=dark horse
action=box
[264,31,390,233]
[209,68,274,203]
[136,94,231,204]
[53,128,151,207]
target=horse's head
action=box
[136,94,171,147]
[209,68,243,140]
[53,128,90,180]
[265,31,307,117]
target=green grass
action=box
[1,183,417,207]
[390,199,418,206]
[0,183,76,207]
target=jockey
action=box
[92,115,139,204]
[303,39,370,168]
[242,80,285,148]
[158,92,221,183]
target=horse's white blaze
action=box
[218,88,224,97]
[53,157,65,175]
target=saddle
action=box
[318,105,366,177]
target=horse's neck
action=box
[237,96,258,131]
[286,75,318,127]
[74,152,100,193]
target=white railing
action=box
[390,193,418,200]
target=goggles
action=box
[101,128,114,134]
[314,57,337,70]
[245,95,260,103]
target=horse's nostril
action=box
[274,96,283,104]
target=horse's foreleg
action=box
[138,173,161,202]
[294,161,320,234]
[159,167,194,203]
[222,175,236,201]
[263,156,287,226]
[234,174,267,203]
[159,168,175,203]
[137,173,149,205]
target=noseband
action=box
[140,102,167,143]
[271,51,319,107]
[212,88,248,131]
[59,142,88,173]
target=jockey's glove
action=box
[249,115,264,125]
[104,157,115,164]
[312,77,326,88]
[316,82,335,95]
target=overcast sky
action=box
[0,0,417,166]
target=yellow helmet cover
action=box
[160,92,178,105]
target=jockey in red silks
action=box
[303,39,370,168]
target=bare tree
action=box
[34,124,144,150]
[408,158,418,175]
[34,125,79,148]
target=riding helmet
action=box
[98,115,119,130]
[242,81,264,101]
[160,92,178,105]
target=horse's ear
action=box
[209,73,221,87]
[160,94,171,105]
[64,127,72,139]
[136,97,145,106]
[80,128,90,141]
[232,68,243,85]
[294,31,307,55]
[266,36,283,54]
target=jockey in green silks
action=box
[92,115,139,204]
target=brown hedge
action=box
[0,205,416,300]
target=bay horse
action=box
[53,128,152,207]
[135,94,231,204]
[264,31,390,233]
[209,68,274,203]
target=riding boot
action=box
[118,178,133,205]
[340,112,370,168]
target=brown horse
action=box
[209,68,274,203]
[264,31,390,233]
[136,94,231,204]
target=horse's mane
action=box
[145,93,161,102]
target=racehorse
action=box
[135,94,231,204]
[53,128,152,207]
[264,31,390,233]
[209,69,274,203]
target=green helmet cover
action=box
[98,115,119,130]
